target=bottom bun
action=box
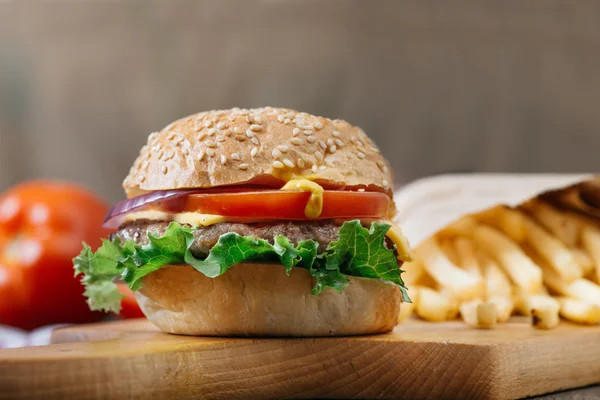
[135,263,402,337]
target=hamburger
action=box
[74,107,412,336]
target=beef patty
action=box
[112,220,346,259]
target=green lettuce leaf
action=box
[74,220,410,313]
[326,220,410,302]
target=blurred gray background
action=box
[1,0,599,202]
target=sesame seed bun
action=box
[135,264,402,337]
[123,107,393,198]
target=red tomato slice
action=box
[169,191,391,220]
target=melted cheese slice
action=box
[124,210,227,227]
[386,222,413,262]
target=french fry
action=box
[415,287,456,322]
[472,224,542,293]
[581,226,600,283]
[460,300,497,329]
[438,216,477,238]
[571,248,595,276]
[476,250,514,321]
[401,260,425,285]
[438,287,461,319]
[557,297,600,325]
[477,205,527,242]
[453,237,481,277]
[398,287,419,323]
[528,295,560,329]
[476,250,512,298]
[543,271,600,306]
[522,200,581,247]
[415,237,484,301]
[482,207,582,282]
[488,296,514,323]
[439,238,460,265]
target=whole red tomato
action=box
[0,181,139,330]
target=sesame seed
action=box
[382,180,389,187]
[216,135,226,142]
[198,132,206,141]
[203,120,213,128]
[272,161,284,169]
[327,138,333,146]
[318,141,327,150]
[166,150,175,159]
[319,165,327,171]
[358,188,365,192]
[251,147,259,157]
[314,151,324,161]
[249,124,262,132]
[272,149,282,159]
[291,137,303,145]
[167,132,176,140]
[254,116,263,124]
[335,139,344,147]
[251,137,260,145]
[357,152,366,159]
[295,119,305,127]
[205,140,217,148]
[283,118,291,124]
[383,166,389,173]
[222,129,231,137]
[235,135,246,142]
[292,128,301,136]
[303,130,313,135]
[315,121,323,130]
[198,150,206,161]
[329,145,337,153]
[158,150,164,160]
[228,115,236,121]
[307,136,317,143]
[246,115,253,123]
[277,115,285,122]
[141,161,149,170]
[232,126,241,134]
[297,158,306,168]
[239,163,249,170]
[277,145,289,153]
[245,129,255,138]
[370,146,380,153]
[216,122,227,130]
[312,165,318,173]
[161,165,168,174]
[283,159,295,168]
[206,148,215,157]
[207,128,216,136]
[333,131,340,137]
[138,175,146,183]
[182,148,189,155]
[326,161,335,168]
[231,153,241,161]
[304,124,314,130]
[221,155,227,165]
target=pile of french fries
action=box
[399,182,600,330]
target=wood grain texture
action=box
[1,317,599,399]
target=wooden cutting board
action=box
[1,317,599,400]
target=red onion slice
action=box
[103,187,274,229]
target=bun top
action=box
[123,107,394,198]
